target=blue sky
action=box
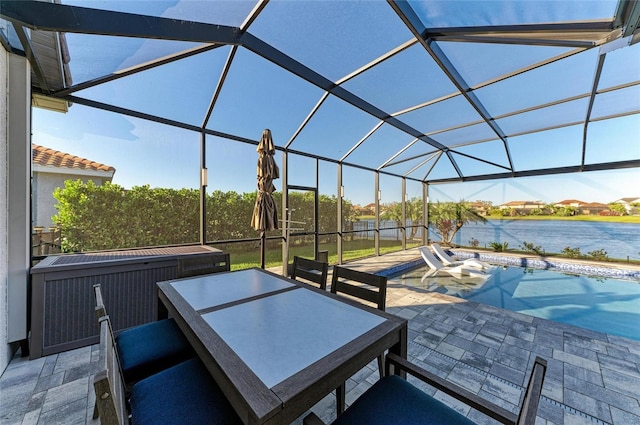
[33,104,639,206]
[29,0,639,207]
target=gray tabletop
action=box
[158,268,407,425]
[200,285,386,388]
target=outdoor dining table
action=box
[156,267,408,425]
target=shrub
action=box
[608,203,627,216]
[519,241,544,255]
[556,206,577,217]
[468,237,479,248]
[53,180,349,252]
[561,246,581,258]
[489,241,509,252]
[499,209,512,217]
[588,249,609,261]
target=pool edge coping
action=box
[379,250,640,281]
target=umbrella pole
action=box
[260,231,266,269]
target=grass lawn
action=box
[229,239,408,270]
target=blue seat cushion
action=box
[130,358,242,425]
[333,375,476,425]
[116,318,194,384]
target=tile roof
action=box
[614,197,640,203]
[555,199,586,205]
[500,200,544,207]
[32,144,115,173]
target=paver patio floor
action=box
[2,248,639,424]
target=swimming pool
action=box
[390,264,640,341]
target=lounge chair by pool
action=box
[419,247,488,279]
[431,243,490,270]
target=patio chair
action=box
[93,284,194,387]
[419,247,488,279]
[176,252,230,278]
[93,315,242,425]
[291,256,329,290]
[303,352,547,425]
[330,266,387,415]
[431,243,490,269]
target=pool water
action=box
[391,265,640,341]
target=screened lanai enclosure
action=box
[2,0,639,269]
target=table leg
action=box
[157,296,168,320]
[388,322,408,378]
[336,384,345,416]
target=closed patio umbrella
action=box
[251,129,279,268]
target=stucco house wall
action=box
[32,169,112,229]
[1,36,10,373]
[1,48,30,373]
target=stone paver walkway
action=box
[2,248,639,424]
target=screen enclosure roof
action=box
[1,0,639,185]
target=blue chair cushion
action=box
[116,318,194,384]
[333,375,476,425]
[130,358,242,425]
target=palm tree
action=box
[380,202,402,227]
[405,197,423,240]
[381,198,424,240]
[428,200,487,245]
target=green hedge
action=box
[53,180,357,252]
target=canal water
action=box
[356,219,640,261]
[447,219,639,261]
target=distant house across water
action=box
[554,199,587,208]
[499,199,614,216]
[498,200,546,215]
[611,197,640,215]
[555,199,620,215]
[469,201,492,216]
[579,202,610,215]
[358,203,376,216]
